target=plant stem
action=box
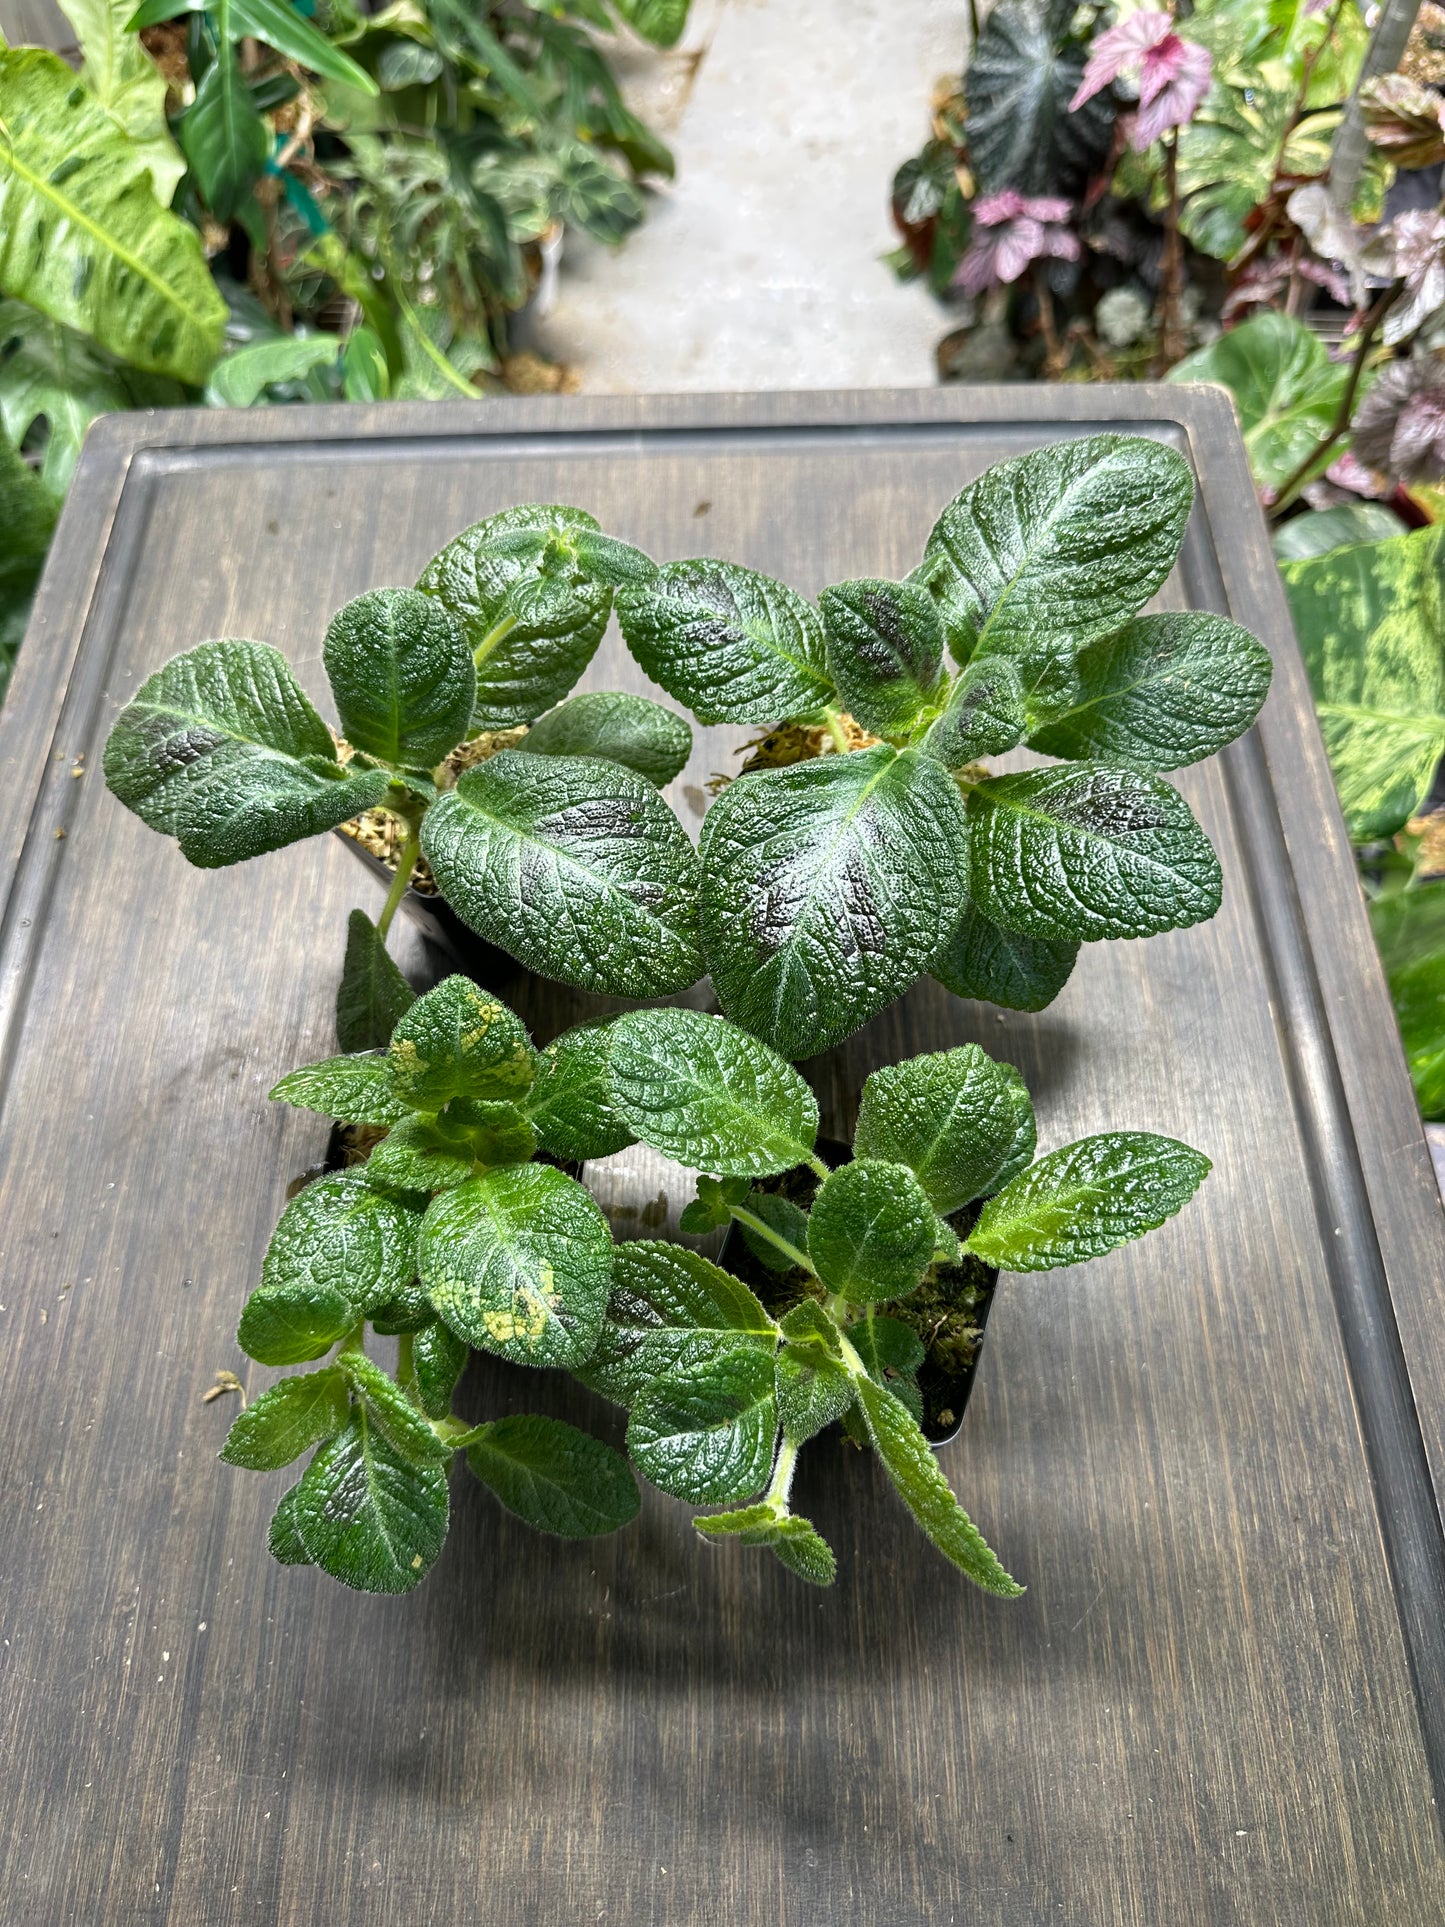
[728,1205,815,1276]
[821,707,850,755]
[1267,287,1398,518]
[1155,132,1184,376]
[377,825,422,939]
[765,1434,800,1510]
[806,1153,832,1183]
[1033,264,1065,378]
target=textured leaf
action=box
[364,1113,479,1194]
[322,587,474,770]
[855,1044,1036,1214]
[967,1131,1210,1271]
[178,42,268,222]
[102,639,390,867]
[421,750,702,997]
[0,46,226,383]
[1272,503,1407,563]
[964,0,1115,197]
[270,1050,410,1128]
[262,1169,423,1318]
[775,1323,855,1442]
[818,577,945,736]
[919,655,1027,768]
[1170,312,1348,492]
[60,0,185,203]
[1026,613,1272,771]
[854,1375,1022,1595]
[967,762,1222,942]
[918,434,1193,669]
[606,1007,819,1176]
[335,908,416,1054]
[616,559,833,724]
[700,744,971,1059]
[219,1366,350,1470]
[735,1191,812,1272]
[1370,883,1445,1120]
[580,1239,776,1406]
[555,142,646,244]
[0,430,55,666]
[466,1415,639,1535]
[267,1486,313,1565]
[1281,526,1445,839]
[930,900,1079,1012]
[418,1164,612,1366]
[237,1277,354,1366]
[412,1319,469,1419]
[387,976,536,1110]
[807,1159,938,1304]
[526,1019,636,1163]
[693,1503,837,1586]
[627,1346,777,1504]
[847,1311,926,1385]
[366,1278,432,1335]
[517,690,691,787]
[290,1411,448,1594]
[338,1350,452,1464]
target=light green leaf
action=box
[335,908,415,1054]
[966,762,1222,942]
[1169,312,1349,492]
[616,558,833,724]
[775,1306,854,1441]
[270,1050,410,1127]
[0,46,227,383]
[818,576,945,736]
[627,1346,777,1504]
[219,1366,350,1469]
[387,975,536,1109]
[693,1502,837,1587]
[966,1131,1210,1271]
[261,1168,423,1318]
[847,1311,926,1386]
[606,1007,819,1176]
[855,1043,1036,1215]
[579,1239,776,1406]
[204,334,341,408]
[930,900,1079,1012]
[418,1164,613,1366]
[918,654,1026,768]
[466,1415,639,1535]
[526,1019,636,1163]
[412,1319,469,1419]
[289,1410,448,1594]
[102,639,391,867]
[338,1350,453,1464]
[60,0,185,203]
[421,751,703,997]
[699,744,971,1059]
[807,1159,938,1304]
[1281,525,1445,840]
[237,1277,354,1366]
[1370,882,1445,1120]
[1272,502,1407,563]
[517,690,692,788]
[323,587,474,770]
[178,41,268,222]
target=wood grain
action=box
[0,390,1442,1926]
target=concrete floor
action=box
[526,0,962,391]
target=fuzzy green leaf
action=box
[387,976,536,1110]
[421,750,703,997]
[336,908,416,1054]
[930,900,1079,1012]
[367,1278,432,1335]
[323,587,475,770]
[412,1319,470,1419]
[847,1311,926,1385]
[365,1113,478,1194]
[818,577,945,736]
[261,1169,423,1319]
[807,1159,938,1304]
[102,639,390,868]
[526,1020,636,1163]
[418,1164,612,1366]
[267,1486,313,1566]
[516,690,692,787]
[1369,884,1445,1120]
[919,654,1027,768]
[616,558,833,724]
[775,1336,855,1443]
[580,1239,776,1406]
[237,1278,354,1367]
[270,1050,410,1128]
[967,762,1221,942]
[606,1007,819,1176]
[289,1410,449,1594]
[466,1415,640,1535]
[700,744,970,1059]
[339,1350,452,1464]
[855,1043,1036,1214]
[854,1375,1022,1595]
[219,1366,350,1470]
[735,1192,812,1273]
[627,1346,778,1504]
[693,1503,837,1585]
[967,1131,1210,1271]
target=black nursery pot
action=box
[719,1137,1000,1449]
[334,829,512,983]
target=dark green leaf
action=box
[219,1365,349,1469]
[387,975,536,1110]
[527,1020,636,1163]
[1370,884,1445,1119]
[966,1131,1210,1271]
[627,1346,777,1503]
[775,1341,854,1443]
[412,1319,470,1419]
[419,1164,613,1366]
[616,559,833,724]
[606,1007,819,1176]
[267,1485,313,1565]
[367,1277,433,1334]
[102,640,390,868]
[517,691,692,787]
[204,335,341,409]
[421,751,703,997]
[735,1192,812,1272]
[270,1049,409,1127]
[807,1159,938,1304]
[700,744,970,1059]
[818,577,945,736]
[919,655,1027,768]
[847,1311,926,1384]
[338,1350,452,1463]
[855,1043,1036,1214]
[965,0,1114,198]
[930,900,1079,1012]
[336,908,416,1054]
[322,587,474,770]
[693,1503,837,1587]
[466,1415,640,1535]
[228,0,378,93]
[177,43,267,222]
[261,1168,423,1319]
[290,1411,448,1594]
[966,762,1222,942]
[237,1277,354,1367]
[580,1239,776,1406]
[556,143,646,243]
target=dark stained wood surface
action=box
[1,390,1443,1926]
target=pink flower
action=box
[954,191,1081,294]
[1070,12,1213,151]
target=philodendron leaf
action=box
[219,1366,350,1470]
[289,1410,449,1594]
[919,654,1027,768]
[322,587,475,770]
[260,1169,423,1321]
[807,1159,938,1304]
[412,1319,470,1419]
[579,1239,777,1406]
[60,0,186,204]
[102,640,391,867]
[818,577,945,736]
[627,1346,778,1504]
[854,1375,1022,1596]
[1281,525,1445,840]
[1025,613,1273,771]
[606,1007,819,1176]
[930,900,1080,1012]
[1370,883,1445,1120]
[966,1132,1210,1271]
[336,908,416,1053]
[270,1050,410,1128]
[967,763,1222,942]
[917,434,1193,669]
[855,1044,1036,1215]
[388,976,537,1110]
[526,1020,636,1163]
[616,559,833,724]
[516,691,692,788]
[418,1164,613,1366]
[699,744,971,1059]
[465,1415,640,1535]
[693,1503,838,1586]
[339,1350,454,1465]
[421,751,703,997]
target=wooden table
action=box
[2,391,1442,1925]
